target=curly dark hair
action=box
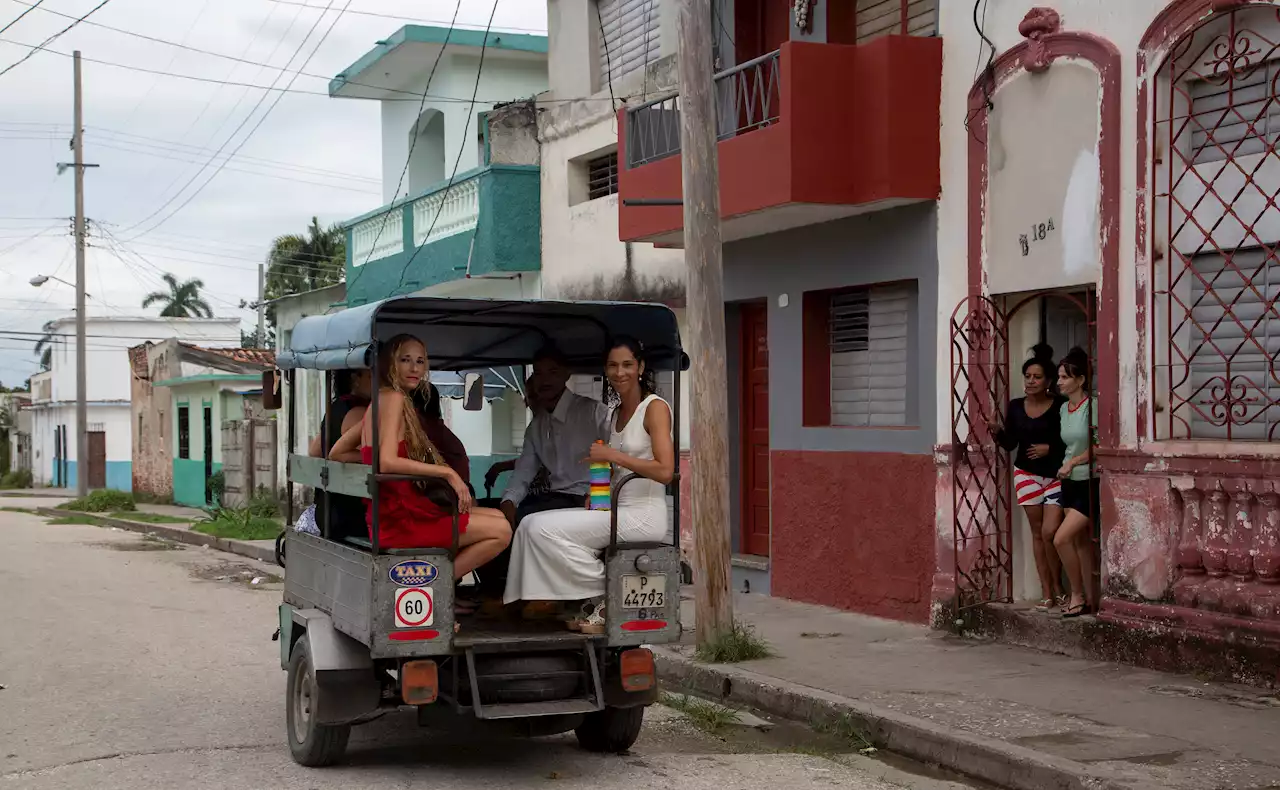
[603,335,656,406]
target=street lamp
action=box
[29,274,91,298]
[29,271,88,495]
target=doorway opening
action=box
[203,405,214,506]
[949,288,1100,611]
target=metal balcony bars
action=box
[625,49,781,169]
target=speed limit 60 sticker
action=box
[394,586,434,628]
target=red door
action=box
[735,0,792,63]
[740,302,771,557]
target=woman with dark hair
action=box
[413,382,471,488]
[1050,347,1099,618]
[990,344,1067,612]
[329,335,510,588]
[503,336,675,633]
[308,369,371,538]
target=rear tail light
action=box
[401,660,439,705]
[619,648,655,692]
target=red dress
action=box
[361,441,469,549]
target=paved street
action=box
[0,508,979,790]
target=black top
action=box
[995,396,1067,479]
[314,394,369,540]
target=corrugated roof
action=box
[182,343,275,367]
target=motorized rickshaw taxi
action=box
[267,296,686,766]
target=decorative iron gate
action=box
[949,296,1013,610]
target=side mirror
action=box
[463,372,484,411]
[262,369,282,411]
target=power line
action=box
[0,0,114,79]
[0,0,47,36]
[390,0,500,296]
[118,0,354,240]
[263,0,546,34]
[352,0,464,273]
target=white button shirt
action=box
[501,389,609,506]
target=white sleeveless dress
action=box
[503,394,670,603]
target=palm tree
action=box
[33,321,55,370]
[142,273,213,318]
[264,217,345,308]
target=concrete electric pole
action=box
[676,0,734,644]
[257,262,266,346]
[72,51,89,498]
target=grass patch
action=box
[813,713,877,753]
[58,490,135,513]
[193,506,283,541]
[111,511,191,524]
[694,622,773,664]
[661,692,743,733]
[46,515,103,525]
[131,491,174,506]
[0,506,35,514]
[0,469,33,489]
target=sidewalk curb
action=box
[36,508,278,566]
[652,646,1138,790]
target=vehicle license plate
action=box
[621,574,666,609]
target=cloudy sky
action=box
[0,0,547,387]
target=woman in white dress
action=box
[503,336,675,632]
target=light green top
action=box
[1060,396,1097,481]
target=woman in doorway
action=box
[503,336,675,634]
[329,335,511,589]
[991,344,1066,612]
[1051,347,1099,619]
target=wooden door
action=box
[735,0,791,63]
[87,431,106,489]
[739,302,771,557]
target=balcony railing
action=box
[349,173,485,266]
[626,49,781,169]
[350,208,403,265]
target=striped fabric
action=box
[1014,468,1061,506]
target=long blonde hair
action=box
[378,334,445,467]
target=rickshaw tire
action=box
[574,705,645,753]
[286,639,351,767]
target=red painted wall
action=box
[771,449,936,622]
[618,36,943,242]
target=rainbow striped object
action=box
[589,443,611,511]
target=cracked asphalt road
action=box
[0,507,978,790]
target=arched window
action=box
[1150,5,1280,441]
[406,109,445,196]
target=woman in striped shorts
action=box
[991,345,1067,612]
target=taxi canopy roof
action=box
[276,297,687,374]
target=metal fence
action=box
[625,49,781,169]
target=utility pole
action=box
[72,51,88,498]
[257,262,266,346]
[677,0,733,644]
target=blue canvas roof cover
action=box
[276,297,687,373]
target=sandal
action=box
[1061,602,1091,619]
[571,601,606,635]
[1034,598,1056,612]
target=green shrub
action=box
[0,468,33,489]
[247,487,280,519]
[207,470,225,505]
[59,489,136,513]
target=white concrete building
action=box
[28,316,240,490]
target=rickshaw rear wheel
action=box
[286,639,351,767]
[574,705,645,753]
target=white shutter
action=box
[598,0,661,85]
[830,285,911,427]
[1186,248,1280,440]
[1188,61,1280,163]
[855,0,937,44]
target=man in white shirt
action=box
[500,345,608,527]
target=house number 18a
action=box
[1019,218,1056,256]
